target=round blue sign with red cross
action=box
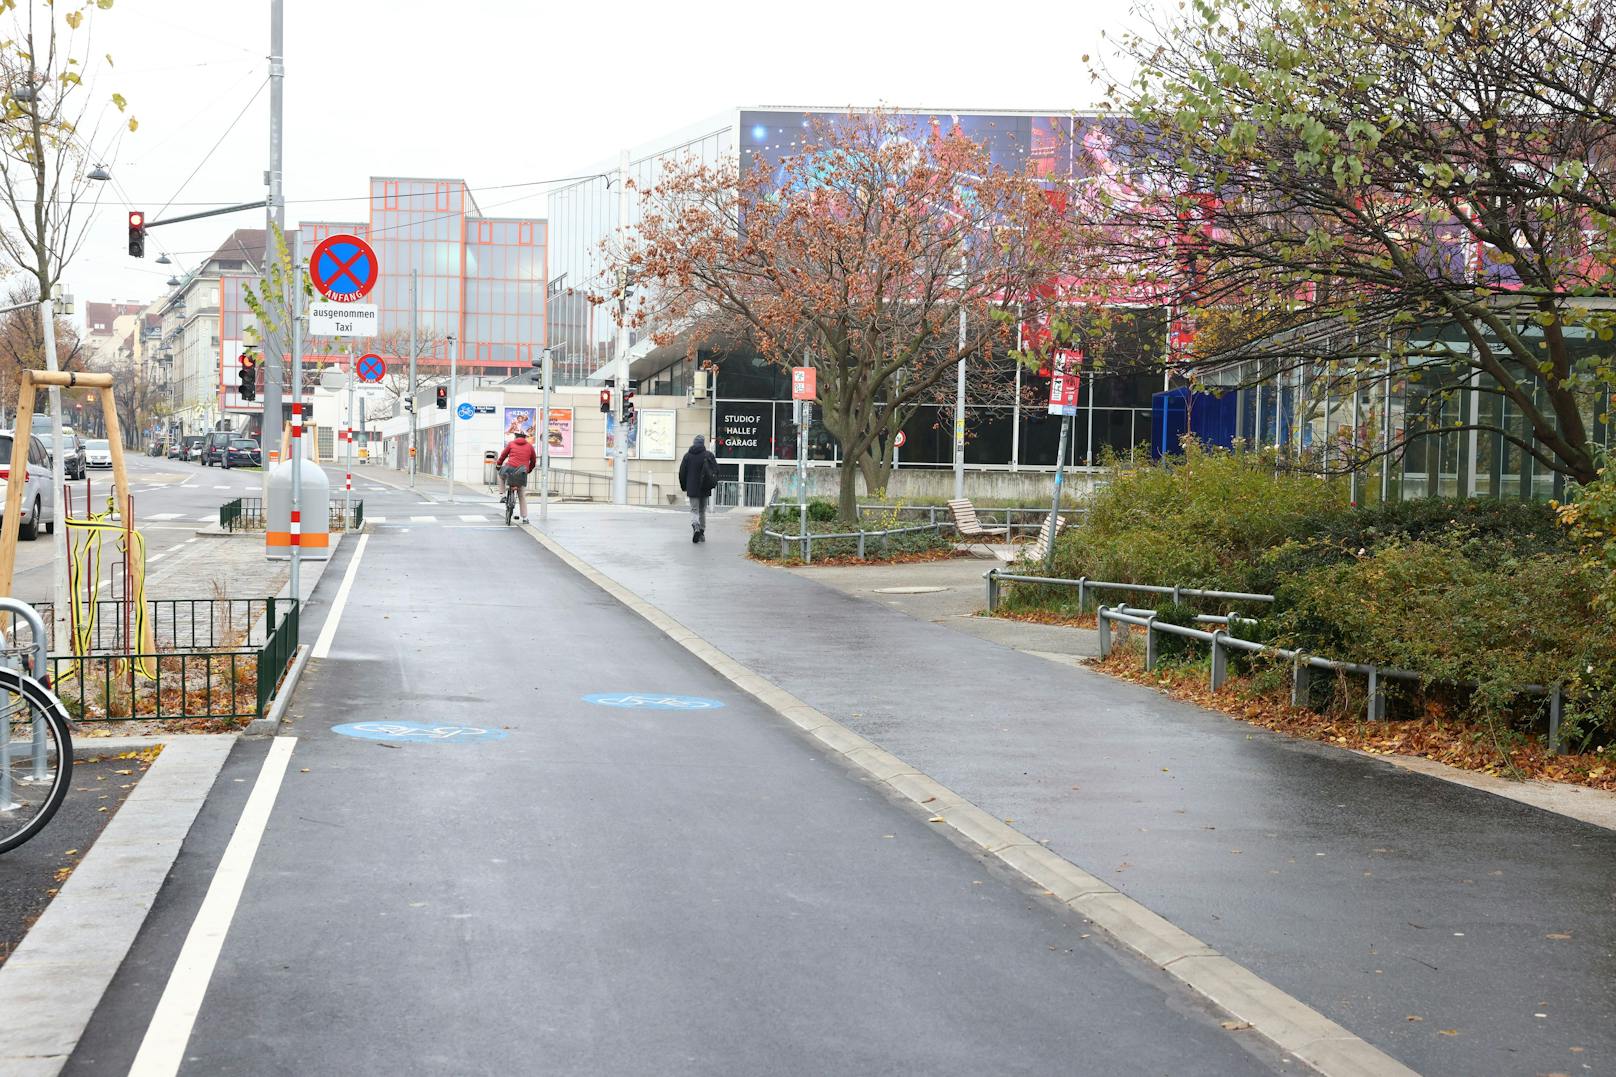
[356,353,386,383]
[309,233,378,303]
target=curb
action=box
[0,733,237,1077]
[245,643,310,736]
[522,523,1417,1077]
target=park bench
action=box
[1020,511,1069,565]
[947,498,1008,555]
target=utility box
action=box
[266,453,332,561]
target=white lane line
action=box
[194,514,214,522]
[147,512,184,521]
[311,534,368,659]
[458,514,490,522]
[128,737,298,1077]
[369,515,387,524]
[212,485,230,490]
[409,515,434,523]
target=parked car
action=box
[223,438,261,468]
[200,431,234,467]
[165,439,187,460]
[29,417,86,480]
[180,435,205,462]
[84,438,113,469]
[0,431,57,540]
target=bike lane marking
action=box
[331,721,507,743]
[583,692,726,711]
[127,736,298,1077]
[311,533,369,660]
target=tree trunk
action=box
[837,461,860,522]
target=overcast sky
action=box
[49,0,1151,323]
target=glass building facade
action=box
[545,108,1163,479]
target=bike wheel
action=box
[505,490,514,526]
[0,667,73,855]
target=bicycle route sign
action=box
[356,353,386,383]
[309,233,379,303]
[457,402,475,420]
[583,693,726,711]
[332,721,508,743]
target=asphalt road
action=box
[64,480,1294,1076]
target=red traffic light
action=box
[128,211,144,228]
[238,352,256,368]
[599,389,611,413]
[127,211,145,258]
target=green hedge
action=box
[1033,445,1613,746]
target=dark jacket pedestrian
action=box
[678,435,718,542]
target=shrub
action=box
[1275,541,1616,745]
[1048,442,1346,592]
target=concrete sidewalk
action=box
[535,505,1616,1077]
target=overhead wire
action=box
[151,78,268,222]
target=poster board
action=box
[544,407,574,458]
[639,409,677,460]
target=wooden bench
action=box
[947,498,1008,555]
[1022,512,1069,565]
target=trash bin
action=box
[266,448,332,561]
[483,450,498,487]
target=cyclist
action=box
[495,430,538,523]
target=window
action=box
[382,181,399,210]
[436,182,454,212]
[518,222,533,246]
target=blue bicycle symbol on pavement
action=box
[333,721,509,743]
[583,693,726,711]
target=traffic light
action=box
[127,211,145,258]
[237,353,256,402]
[599,389,611,414]
[435,386,447,410]
[623,387,637,426]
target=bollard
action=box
[1097,606,1112,658]
[1366,666,1385,721]
[1291,655,1312,708]
[1144,614,1159,671]
[1209,630,1227,691]
[1547,684,1564,755]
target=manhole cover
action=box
[872,586,948,595]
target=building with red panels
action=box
[214,177,547,438]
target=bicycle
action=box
[502,479,516,526]
[0,601,72,855]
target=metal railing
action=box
[716,481,768,508]
[480,466,663,505]
[219,497,364,532]
[1094,603,1570,753]
[984,570,1275,613]
[860,503,1085,537]
[761,520,945,564]
[4,597,301,723]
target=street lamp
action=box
[86,165,111,182]
[155,253,172,265]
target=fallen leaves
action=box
[1096,649,1616,793]
[1545,932,1573,940]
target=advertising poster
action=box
[545,407,574,459]
[604,413,639,459]
[640,409,676,460]
[503,407,537,440]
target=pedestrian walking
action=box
[678,434,718,543]
[495,430,538,523]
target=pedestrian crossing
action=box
[367,514,507,526]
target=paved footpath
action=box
[527,505,1616,1077]
[64,484,1287,1076]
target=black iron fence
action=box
[218,497,362,532]
[4,598,300,723]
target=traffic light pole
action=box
[446,333,457,504]
[612,151,630,506]
[264,0,284,461]
[408,270,417,490]
[540,347,552,525]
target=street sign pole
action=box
[797,400,808,540]
[344,367,354,530]
[1047,412,1071,573]
[540,348,552,525]
[408,270,417,490]
[447,333,458,504]
[289,230,304,606]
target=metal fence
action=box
[6,597,301,723]
[219,497,363,532]
[716,481,768,508]
[862,504,1082,537]
[761,520,946,563]
[978,569,1571,753]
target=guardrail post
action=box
[1209,630,1227,691]
[857,531,866,560]
[1171,584,1182,607]
[803,533,812,564]
[1077,576,1088,612]
[1097,605,1111,658]
[1291,655,1311,708]
[986,569,999,612]
[1144,614,1159,671]
[1547,684,1564,755]
[1225,610,1240,639]
[1366,666,1385,721]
